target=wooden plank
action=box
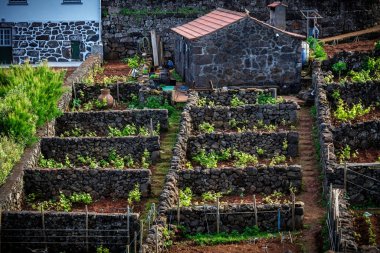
[321,25,380,43]
[151,30,159,67]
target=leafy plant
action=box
[141,149,150,169]
[70,192,92,205]
[202,191,222,202]
[307,37,327,61]
[199,122,215,134]
[96,245,110,253]
[230,95,245,107]
[123,55,142,69]
[94,98,108,109]
[38,155,64,168]
[269,154,287,166]
[193,149,218,169]
[282,139,288,151]
[218,148,232,161]
[162,225,175,248]
[108,149,124,169]
[232,151,258,168]
[349,69,371,83]
[334,99,371,122]
[332,90,340,101]
[256,147,265,156]
[324,74,334,84]
[263,191,287,204]
[257,92,277,105]
[179,187,192,207]
[375,40,380,51]
[332,61,347,80]
[337,145,358,163]
[128,183,141,205]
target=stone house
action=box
[171,8,305,93]
[0,0,102,64]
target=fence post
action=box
[150,118,154,136]
[216,197,220,234]
[291,193,295,231]
[134,231,137,253]
[85,205,89,253]
[41,207,47,251]
[72,81,77,100]
[116,82,120,103]
[177,200,180,226]
[0,205,2,253]
[344,162,347,193]
[127,206,130,252]
[277,208,281,232]
[152,203,156,222]
[139,220,143,253]
[253,195,258,227]
[155,226,159,253]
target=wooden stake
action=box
[155,226,159,253]
[85,205,89,253]
[216,197,220,234]
[139,220,143,253]
[344,162,347,193]
[151,30,159,67]
[150,118,154,136]
[291,193,295,231]
[253,195,258,227]
[134,231,137,253]
[127,206,130,249]
[177,200,180,225]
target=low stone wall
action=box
[24,168,151,199]
[196,88,275,106]
[178,165,302,195]
[1,211,140,253]
[324,81,380,108]
[333,120,380,150]
[187,131,299,158]
[73,82,140,104]
[189,102,298,131]
[56,109,169,136]
[166,202,304,234]
[40,136,160,163]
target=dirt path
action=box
[296,105,326,252]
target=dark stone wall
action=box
[190,103,298,131]
[187,131,299,158]
[1,211,140,253]
[0,21,100,64]
[24,168,151,200]
[40,136,160,163]
[166,203,304,234]
[197,88,276,106]
[176,18,302,92]
[333,121,380,150]
[102,0,380,60]
[178,165,302,195]
[56,109,169,136]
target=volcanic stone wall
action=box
[56,109,169,135]
[24,168,151,200]
[1,211,140,253]
[40,136,160,163]
[178,165,302,195]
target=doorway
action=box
[0,28,12,64]
[71,41,80,60]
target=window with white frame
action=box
[0,29,12,47]
[8,0,27,5]
[62,0,82,4]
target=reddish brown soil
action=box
[168,238,302,253]
[95,61,130,82]
[193,125,294,136]
[296,106,325,252]
[352,212,380,246]
[192,194,295,206]
[332,107,380,126]
[346,148,380,163]
[24,198,149,214]
[324,39,379,58]
[52,67,76,82]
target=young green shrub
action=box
[128,183,141,205]
[375,40,380,51]
[337,145,358,163]
[232,151,258,168]
[199,122,215,134]
[201,191,222,202]
[334,99,371,122]
[332,61,347,80]
[179,187,192,207]
[193,149,218,169]
[70,192,93,205]
[141,149,150,169]
[269,154,287,166]
[230,95,245,107]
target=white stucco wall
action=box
[0,0,101,22]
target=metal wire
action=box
[346,168,380,184]
[346,180,380,196]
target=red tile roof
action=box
[171,8,305,40]
[267,1,288,8]
[171,8,247,40]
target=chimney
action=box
[268,1,288,30]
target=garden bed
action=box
[352,211,380,247]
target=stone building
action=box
[0,0,102,64]
[171,8,305,93]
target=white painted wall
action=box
[0,0,101,22]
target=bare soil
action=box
[95,60,131,82]
[324,39,379,58]
[344,148,380,163]
[191,194,295,206]
[168,238,302,253]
